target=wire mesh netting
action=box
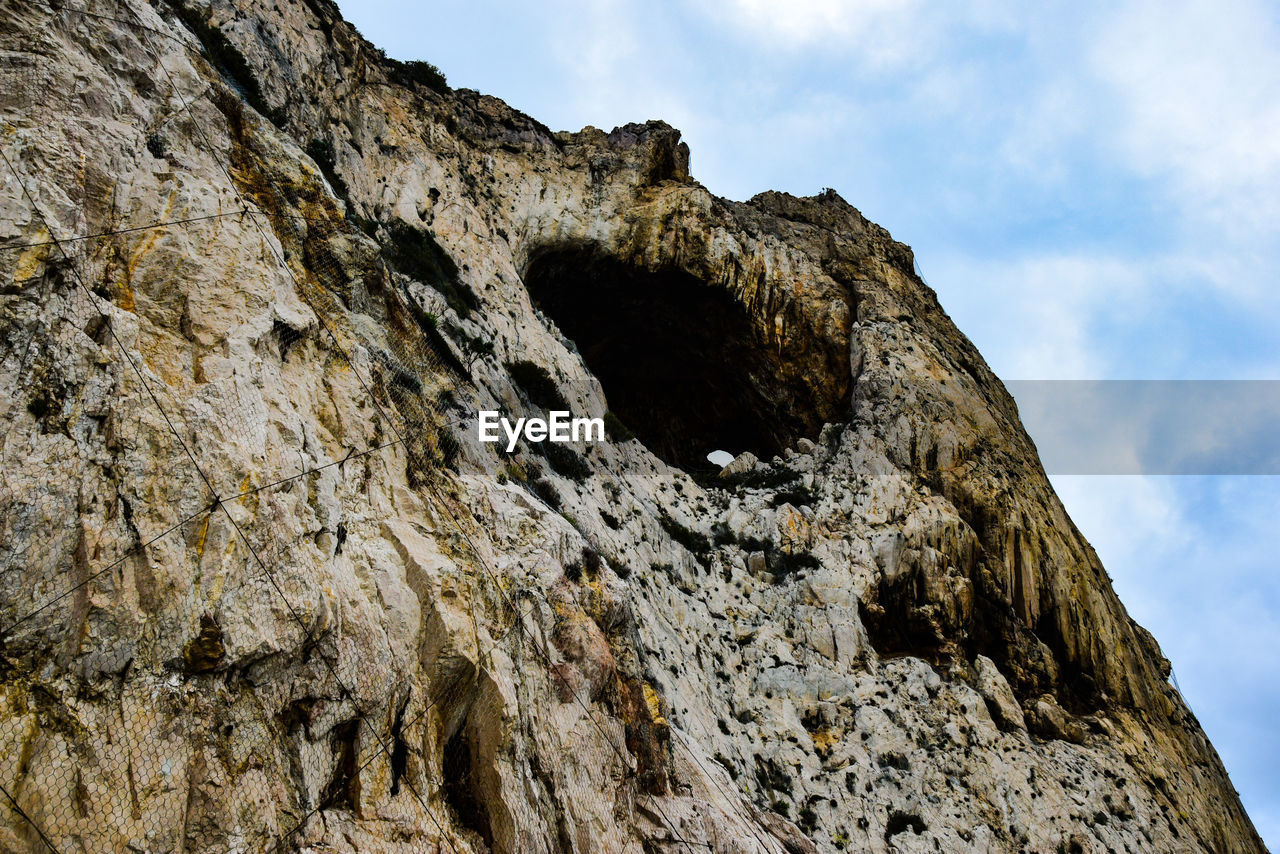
[0,2,717,852]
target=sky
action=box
[336,0,1279,843]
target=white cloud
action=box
[545,0,645,120]
[1090,0,1280,239]
[993,77,1093,185]
[931,252,1159,379]
[933,245,1280,381]
[710,0,927,60]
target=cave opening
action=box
[441,726,493,846]
[523,247,813,472]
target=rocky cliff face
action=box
[0,1,1265,852]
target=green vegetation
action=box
[603,410,634,441]
[380,53,449,94]
[710,522,768,553]
[435,427,461,471]
[660,513,710,556]
[299,0,339,37]
[145,133,167,159]
[304,137,350,205]
[720,464,798,491]
[171,1,284,125]
[446,322,495,359]
[542,442,590,482]
[564,546,602,583]
[769,549,820,582]
[385,222,476,317]
[771,485,815,508]
[399,285,469,377]
[755,757,793,797]
[529,478,560,509]
[505,360,570,410]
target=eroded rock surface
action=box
[0,1,1264,852]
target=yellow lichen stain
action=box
[550,597,580,624]
[327,352,352,376]
[642,682,667,727]
[810,728,839,757]
[114,275,136,312]
[118,196,179,312]
[779,506,811,550]
[206,569,228,603]
[14,243,51,283]
[193,515,210,559]
[234,473,259,514]
[138,337,185,389]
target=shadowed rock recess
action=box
[524,248,827,471]
[0,1,1263,853]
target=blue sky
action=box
[337,0,1279,843]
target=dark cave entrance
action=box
[442,726,493,847]
[524,247,811,472]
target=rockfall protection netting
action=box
[0,2,721,852]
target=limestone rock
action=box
[0,1,1264,852]
[1028,693,1087,744]
[720,450,760,478]
[974,655,1026,732]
